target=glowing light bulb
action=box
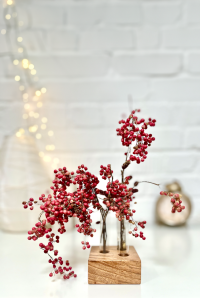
[7,0,13,5]
[1,29,6,35]
[17,36,23,42]
[46,145,55,151]
[47,145,55,151]
[29,64,34,70]
[29,111,34,117]
[18,47,23,53]
[29,125,38,133]
[41,88,47,94]
[37,102,43,108]
[13,60,19,65]
[34,113,39,118]
[41,124,46,130]
[42,117,47,123]
[36,133,41,139]
[31,69,36,75]
[19,85,24,91]
[19,128,25,134]
[15,76,20,81]
[5,14,11,20]
[23,114,28,119]
[43,156,51,162]
[35,90,41,97]
[24,104,30,109]
[22,59,29,68]
[16,132,21,137]
[39,152,44,157]
[48,130,54,136]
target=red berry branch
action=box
[22,109,185,280]
[160,191,185,213]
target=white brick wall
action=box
[1,0,200,224]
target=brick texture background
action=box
[1,0,200,224]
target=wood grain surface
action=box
[88,246,141,284]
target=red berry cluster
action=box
[99,164,113,180]
[24,165,101,280]
[23,108,185,282]
[160,191,185,213]
[22,198,37,210]
[49,258,76,280]
[81,241,91,250]
[116,110,156,165]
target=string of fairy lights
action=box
[1,0,60,170]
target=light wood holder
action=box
[88,246,141,284]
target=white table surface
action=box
[0,224,200,298]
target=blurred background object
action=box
[156,182,192,226]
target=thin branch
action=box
[138,181,160,187]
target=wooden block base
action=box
[88,246,141,284]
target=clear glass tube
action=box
[99,209,109,253]
[117,219,129,256]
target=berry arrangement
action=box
[22,109,185,280]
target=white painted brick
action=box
[41,103,103,129]
[187,1,200,23]
[41,103,70,128]
[149,128,183,150]
[0,81,20,101]
[40,79,151,102]
[152,79,200,101]
[113,54,182,75]
[13,5,30,29]
[173,103,200,126]
[80,28,135,50]
[54,128,110,152]
[104,4,142,24]
[187,53,200,74]
[177,176,200,196]
[67,4,104,27]
[29,6,65,27]
[0,33,9,53]
[29,54,109,77]
[185,128,200,149]
[0,58,5,77]
[70,103,103,128]
[163,27,200,48]
[144,3,181,25]
[0,103,23,133]
[47,29,78,50]
[0,8,4,26]
[162,153,197,173]
[136,27,160,49]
